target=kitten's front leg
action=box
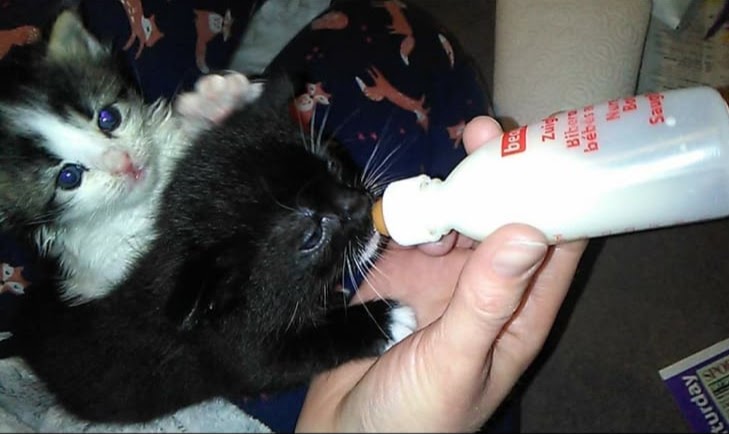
[276,300,417,378]
[382,303,419,351]
[175,72,265,135]
[326,300,417,354]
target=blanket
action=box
[0,358,270,433]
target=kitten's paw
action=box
[383,304,417,352]
[175,72,264,128]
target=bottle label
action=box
[522,92,670,156]
[501,126,527,156]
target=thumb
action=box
[378,224,550,431]
[314,224,550,433]
[429,223,548,365]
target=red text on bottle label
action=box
[501,126,527,157]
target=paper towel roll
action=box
[493,0,651,128]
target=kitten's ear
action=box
[165,244,249,331]
[165,250,218,331]
[46,10,107,63]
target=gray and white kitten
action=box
[0,11,258,304]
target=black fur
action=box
[4,76,409,422]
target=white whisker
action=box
[309,104,317,154]
[346,240,390,339]
[295,106,309,152]
[363,141,404,191]
[367,173,403,197]
[315,103,332,155]
[353,239,390,306]
[322,108,361,150]
[284,301,300,333]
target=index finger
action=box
[413,116,503,255]
[462,115,503,154]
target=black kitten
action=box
[4,73,416,422]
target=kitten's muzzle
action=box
[102,148,145,182]
[336,189,371,223]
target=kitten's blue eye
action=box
[301,222,324,251]
[56,163,87,190]
[97,106,121,132]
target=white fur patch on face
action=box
[24,109,107,164]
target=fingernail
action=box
[491,240,547,278]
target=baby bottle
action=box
[372,86,729,245]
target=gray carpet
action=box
[519,219,729,432]
[414,0,729,431]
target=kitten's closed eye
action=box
[300,218,325,251]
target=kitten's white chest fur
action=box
[49,192,161,302]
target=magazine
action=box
[660,338,729,433]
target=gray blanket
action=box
[0,358,271,433]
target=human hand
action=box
[296,116,588,432]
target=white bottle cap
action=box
[381,174,445,246]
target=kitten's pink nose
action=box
[103,149,144,180]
